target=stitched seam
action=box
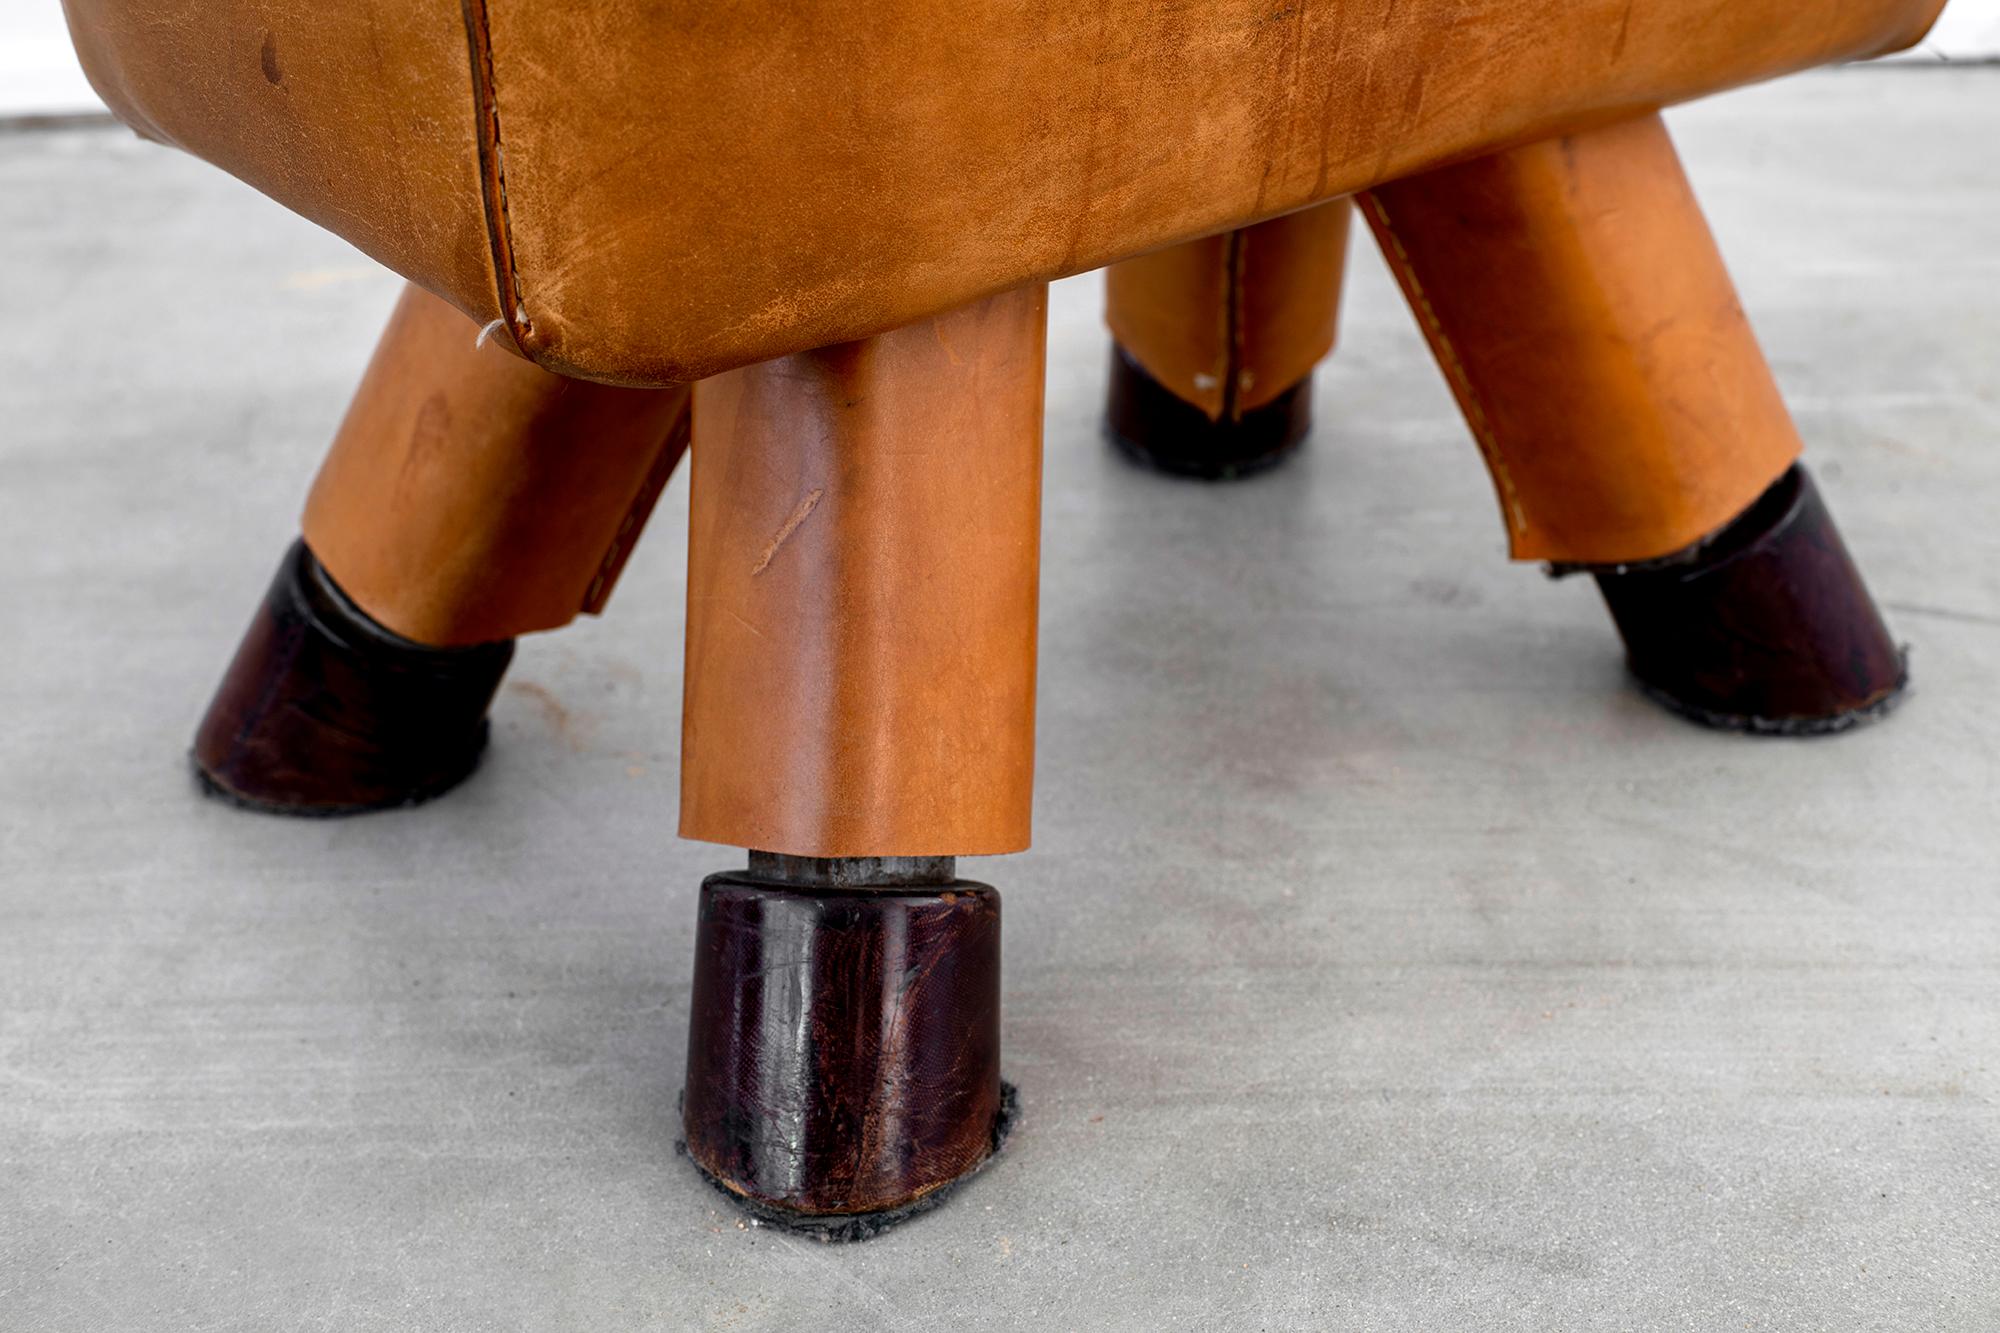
[460,0,533,339]
[583,401,690,612]
[1361,191,1527,538]
[1222,229,1247,422]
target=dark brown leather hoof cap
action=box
[682,861,1009,1240]
[192,539,514,814]
[1592,465,1908,735]
[1104,343,1312,480]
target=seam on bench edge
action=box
[1360,190,1527,540]
[459,0,534,342]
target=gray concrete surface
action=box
[3,70,1997,1331]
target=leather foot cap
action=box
[682,873,1005,1231]
[192,539,514,815]
[1104,344,1312,480]
[1592,465,1908,734]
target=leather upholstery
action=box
[1107,201,1350,421]
[680,287,1046,856]
[63,0,1944,388]
[303,285,690,646]
[1362,114,1801,565]
[62,0,497,321]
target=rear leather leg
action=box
[1362,113,1904,732]
[1104,199,1350,479]
[194,284,692,814]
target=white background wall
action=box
[5,0,1998,118]
[2,2,103,115]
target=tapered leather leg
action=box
[1363,113,1904,731]
[194,284,691,814]
[301,285,692,647]
[678,286,1044,1233]
[1104,200,1349,479]
[680,285,1044,858]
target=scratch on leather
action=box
[751,489,825,575]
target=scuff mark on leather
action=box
[933,319,964,367]
[751,489,824,575]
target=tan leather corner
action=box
[1106,200,1350,420]
[301,284,691,646]
[1872,0,1956,56]
[679,286,1047,858]
[59,0,504,336]
[1363,113,1801,566]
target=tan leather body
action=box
[1362,113,1801,565]
[302,285,690,647]
[64,0,1944,387]
[61,0,498,320]
[679,288,1046,857]
[1107,201,1350,420]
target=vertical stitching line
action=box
[461,0,533,338]
[584,397,691,612]
[1361,191,1527,538]
[1222,229,1247,422]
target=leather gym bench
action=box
[63,0,1935,1236]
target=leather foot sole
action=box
[1104,343,1312,480]
[682,868,1006,1234]
[1591,465,1908,734]
[192,539,514,814]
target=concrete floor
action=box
[3,69,1997,1330]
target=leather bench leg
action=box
[194,284,692,814]
[1362,113,1905,733]
[1104,199,1350,479]
[678,285,1045,1236]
